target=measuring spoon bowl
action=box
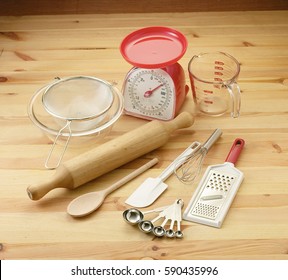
[165,229,175,238]
[138,220,154,233]
[123,209,144,225]
[153,226,166,237]
[175,230,184,239]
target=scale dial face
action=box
[123,68,175,120]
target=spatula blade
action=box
[125,177,168,207]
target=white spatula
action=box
[125,142,201,207]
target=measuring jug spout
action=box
[227,82,241,118]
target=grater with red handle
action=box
[183,138,245,228]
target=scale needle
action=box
[144,84,163,97]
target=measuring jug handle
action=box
[227,82,241,118]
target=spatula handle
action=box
[225,138,245,164]
[103,158,159,195]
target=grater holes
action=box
[206,171,236,193]
[191,202,220,219]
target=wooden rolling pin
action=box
[27,112,194,200]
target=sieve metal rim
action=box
[28,79,123,137]
[42,76,115,121]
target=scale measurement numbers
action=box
[123,68,175,120]
[164,266,219,276]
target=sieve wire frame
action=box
[28,77,124,138]
[41,76,115,121]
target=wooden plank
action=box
[0,11,288,260]
[0,0,288,16]
[1,11,288,30]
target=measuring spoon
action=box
[153,217,170,237]
[153,200,177,237]
[67,158,158,217]
[165,214,176,238]
[123,205,168,225]
[138,214,164,233]
[138,201,176,234]
[175,199,184,238]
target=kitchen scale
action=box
[120,26,189,120]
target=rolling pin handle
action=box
[27,182,56,201]
[166,112,194,133]
[27,166,74,200]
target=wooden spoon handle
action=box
[103,158,159,196]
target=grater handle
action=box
[225,138,245,164]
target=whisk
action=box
[174,129,222,183]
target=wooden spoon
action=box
[67,158,158,217]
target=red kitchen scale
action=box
[120,26,189,121]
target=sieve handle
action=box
[225,138,245,164]
[45,120,72,169]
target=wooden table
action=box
[0,11,288,260]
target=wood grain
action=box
[0,11,288,260]
[0,0,288,15]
